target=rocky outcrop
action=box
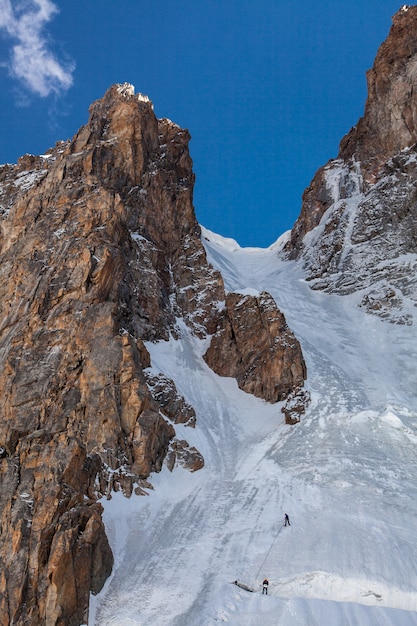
[145,373,197,427]
[204,291,306,403]
[283,6,417,324]
[339,5,417,180]
[165,439,205,473]
[0,83,307,625]
[281,388,311,425]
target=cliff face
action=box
[339,5,417,178]
[0,84,306,625]
[283,6,417,324]
[204,291,306,403]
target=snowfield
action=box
[89,227,417,626]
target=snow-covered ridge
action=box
[115,82,153,106]
[116,82,135,97]
[201,225,289,254]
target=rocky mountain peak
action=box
[283,7,417,325]
[339,5,417,180]
[0,84,307,625]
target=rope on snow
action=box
[252,521,286,589]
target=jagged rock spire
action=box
[283,7,417,324]
[340,5,417,179]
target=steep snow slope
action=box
[90,228,417,626]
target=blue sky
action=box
[0,1,404,247]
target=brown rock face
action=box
[165,439,205,473]
[0,83,217,625]
[0,83,307,624]
[283,164,334,260]
[340,6,417,179]
[204,292,306,403]
[283,7,417,324]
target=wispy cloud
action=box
[0,0,74,97]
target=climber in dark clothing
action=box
[284,513,291,526]
[262,578,269,594]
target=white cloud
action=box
[0,0,74,97]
